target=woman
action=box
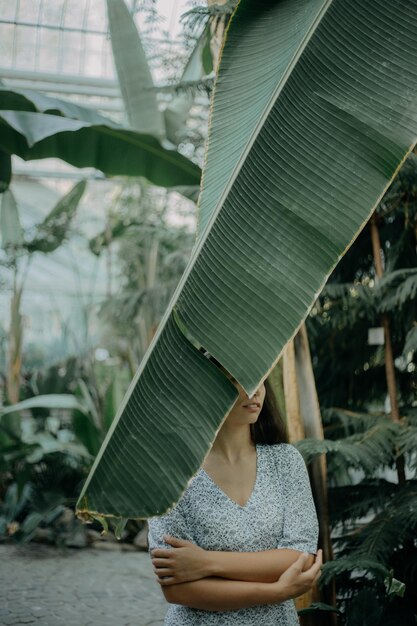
[148,355,322,625]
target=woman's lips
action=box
[243,403,260,412]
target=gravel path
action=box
[0,543,167,626]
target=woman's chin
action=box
[229,413,260,425]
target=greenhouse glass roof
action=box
[0,0,191,124]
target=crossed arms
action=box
[151,535,322,611]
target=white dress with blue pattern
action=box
[148,443,319,625]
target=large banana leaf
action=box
[106,0,207,146]
[0,149,11,191]
[0,86,112,125]
[0,110,201,187]
[164,31,208,144]
[76,0,417,522]
[106,0,165,138]
[0,394,88,418]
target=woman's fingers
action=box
[152,557,173,567]
[156,576,176,586]
[310,550,323,575]
[163,535,193,547]
[306,550,323,585]
[151,548,174,558]
[153,564,172,573]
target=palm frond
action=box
[181,2,237,33]
[319,555,390,587]
[350,486,417,565]
[376,268,417,313]
[396,423,417,470]
[327,480,398,527]
[322,407,385,435]
[296,419,400,475]
[401,325,417,359]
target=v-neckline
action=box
[199,445,260,509]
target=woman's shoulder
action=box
[258,442,306,466]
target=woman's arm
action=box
[205,547,315,582]
[160,550,322,611]
[162,577,283,611]
[152,536,315,584]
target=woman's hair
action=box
[201,349,289,445]
[251,377,289,445]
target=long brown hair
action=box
[201,349,288,445]
[251,377,288,445]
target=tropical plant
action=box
[0,181,86,403]
[74,0,417,530]
[0,395,92,544]
[0,87,201,191]
[107,0,210,144]
[301,153,417,624]
[89,180,196,362]
[296,409,417,626]
[0,353,131,544]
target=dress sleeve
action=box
[147,497,193,552]
[275,443,319,555]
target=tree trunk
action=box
[369,213,406,485]
[294,323,337,626]
[283,339,305,442]
[283,325,337,626]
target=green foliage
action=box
[0,90,201,188]
[25,180,86,254]
[0,150,11,192]
[297,416,401,476]
[95,181,195,360]
[0,410,91,544]
[304,152,417,624]
[0,353,131,544]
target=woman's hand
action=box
[151,535,210,585]
[272,549,323,601]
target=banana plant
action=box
[0,181,86,403]
[0,87,201,190]
[76,0,417,526]
[106,0,210,145]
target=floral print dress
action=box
[148,443,319,625]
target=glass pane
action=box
[0,0,18,22]
[16,0,42,24]
[84,1,107,32]
[37,26,60,72]
[100,40,114,79]
[39,0,66,27]
[14,25,38,70]
[60,30,82,75]
[0,24,14,66]
[82,33,103,76]
[62,0,87,31]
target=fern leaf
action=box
[319,555,390,587]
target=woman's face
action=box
[224,372,266,425]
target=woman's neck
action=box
[210,423,255,464]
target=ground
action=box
[0,543,167,626]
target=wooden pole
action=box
[283,329,337,626]
[369,213,406,484]
[294,324,337,626]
